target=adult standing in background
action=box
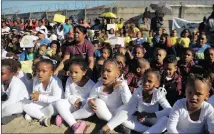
[138,17,150,38]
[206,4,214,46]
[117,18,124,30]
[63,19,73,35]
[54,25,94,77]
[35,19,48,37]
[151,11,163,32]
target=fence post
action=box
[29,12,31,19]
[84,5,87,21]
[180,2,185,19]
[46,11,48,20]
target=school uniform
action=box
[150,61,164,74]
[63,80,132,127]
[198,60,214,74]
[107,86,171,133]
[177,60,195,78]
[23,76,63,120]
[167,98,214,134]
[125,72,140,93]
[2,76,29,117]
[121,66,129,77]
[16,70,33,94]
[56,77,95,126]
[161,72,183,106]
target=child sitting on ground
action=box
[99,69,171,134]
[150,48,167,74]
[58,59,132,134]
[23,59,63,126]
[2,59,29,124]
[55,58,95,127]
[167,74,214,133]
[177,48,195,84]
[125,58,150,93]
[161,55,183,106]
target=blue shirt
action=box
[94,50,101,58]
[63,24,72,34]
[135,38,146,45]
[39,38,51,46]
[192,44,211,59]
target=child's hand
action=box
[88,98,97,111]
[30,91,40,101]
[74,98,82,110]
[113,81,122,89]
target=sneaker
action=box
[25,114,32,121]
[55,115,63,127]
[72,121,86,134]
[40,117,51,127]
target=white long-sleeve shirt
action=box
[2,76,29,109]
[124,86,171,118]
[65,77,95,106]
[17,70,33,94]
[167,98,214,134]
[208,95,214,107]
[88,80,132,113]
[33,76,63,103]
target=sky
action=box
[2,1,114,14]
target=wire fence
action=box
[2,0,213,15]
[2,1,113,15]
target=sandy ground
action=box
[2,115,118,134]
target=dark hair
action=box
[103,58,119,69]
[17,61,22,69]
[153,47,167,59]
[50,40,60,54]
[133,46,145,55]
[181,29,191,37]
[74,25,87,34]
[143,68,161,83]
[163,55,177,65]
[186,74,212,91]
[189,65,206,75]
[65,19,69,23]
[69,58,88,72]
[2,59,19,73]
[101,47,113,58]
[36,59,54,71]
[115,53,126,63]
[204,47,214,60]
[183,48,195,58]
[40,44,48,49]
[96,57,105,62]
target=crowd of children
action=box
[1,7,214,134]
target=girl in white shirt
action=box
[100,69,171,134]
[167,74,214,134]
[2,59,29,118]
[62,59,132,134]
[55,58,95,127]
[23,59,63,127]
